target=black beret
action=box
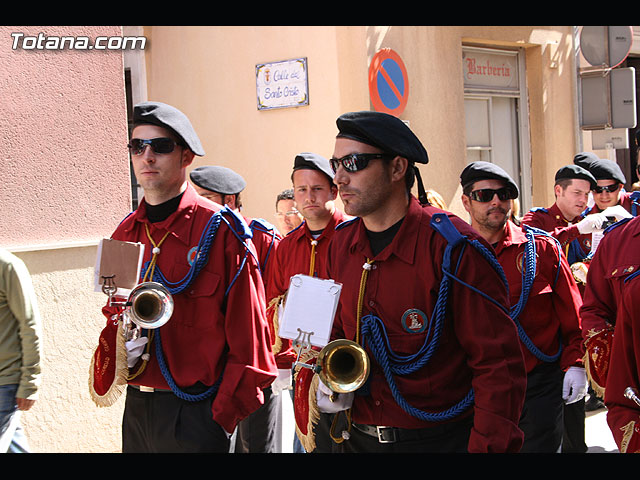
[587,158,626,184]
[292,152,334,181]
[190,166,246,195]
[335,111,429,164]
[554,165,597,189]
[460,161,519,198]
[573,152,600,171]
[133,101,205,156]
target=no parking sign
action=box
[368,48,409,116]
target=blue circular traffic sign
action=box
[369,49,409,116]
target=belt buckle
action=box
[376,426,397,444]
[139,386,155,393]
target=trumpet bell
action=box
[127,281,174,330]
[317,339,370,394]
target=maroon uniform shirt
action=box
[325,197,527,453]
[246,216,281,293]
[581,216,640,337]
[494,221,584,373]
[581,216,640,395]
[92,184,277,434]
[521,203,592,264]
[604,271,640,452]
[266,208,349,369]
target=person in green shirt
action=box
[0,248,41,453]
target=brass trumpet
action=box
[315,339,370,394]
[122,282,174,340]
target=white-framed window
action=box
[463,46,532,213]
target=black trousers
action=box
[234,387,282,453]
[518,362,564,453]
[562,397,587,453]
[122,385,229,453]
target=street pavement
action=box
[586,406,619,453]
[280,392,621,453]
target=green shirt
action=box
[0,248,41,400]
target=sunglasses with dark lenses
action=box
[593,183,621,194]
[329,153,393,173]
[468,187,514,202]
[128,137,178,156]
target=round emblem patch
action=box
[401,308,428,334]
[516,251,539,276]
[187,246,199,266]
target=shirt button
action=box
[369,300,375,307]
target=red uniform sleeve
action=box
[549,241,585,370]
[521,210,581,249]
[264,239,296,369]
[581,240,616,339]
[449,235,527,453]
[605,282,640,452]
[212,225,278,432]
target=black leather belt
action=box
[352,420,471,444]
[129,384,171,393]
[352,423,402,443]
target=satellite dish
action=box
[580,26,633,68]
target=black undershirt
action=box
[365,217,404,257]
[145,191,185,223]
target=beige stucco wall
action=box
[138,26,579,223]
[1,25,130,452]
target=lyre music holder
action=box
[293,328,317,371]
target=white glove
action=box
[316,380,354,413]
[271,369,292,396]
[562,366,587,404]
[125,336,148,368]
[576,213,608,234]
[601,205,632,222]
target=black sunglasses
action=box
[329,153,393,173]
[128,137,179,156]
[468,187,515,202]
[593,183,621,194]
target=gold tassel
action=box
[267,294,285,355]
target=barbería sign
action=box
[463,49,518,90]
[256,57,309,110]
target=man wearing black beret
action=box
[190,165,283,453]
[580,158,638,218]
[266,151,350,453]
[522,165,607,269]
[89,101,277,453]
[306,111,527,453]
[521,163,611,452]
[461,161,586,453]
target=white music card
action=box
[278,274,342,348]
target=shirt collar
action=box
[349,196,420,264]
[493,220,526,255]
[127,183,200,246]
[296,208,347,244]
